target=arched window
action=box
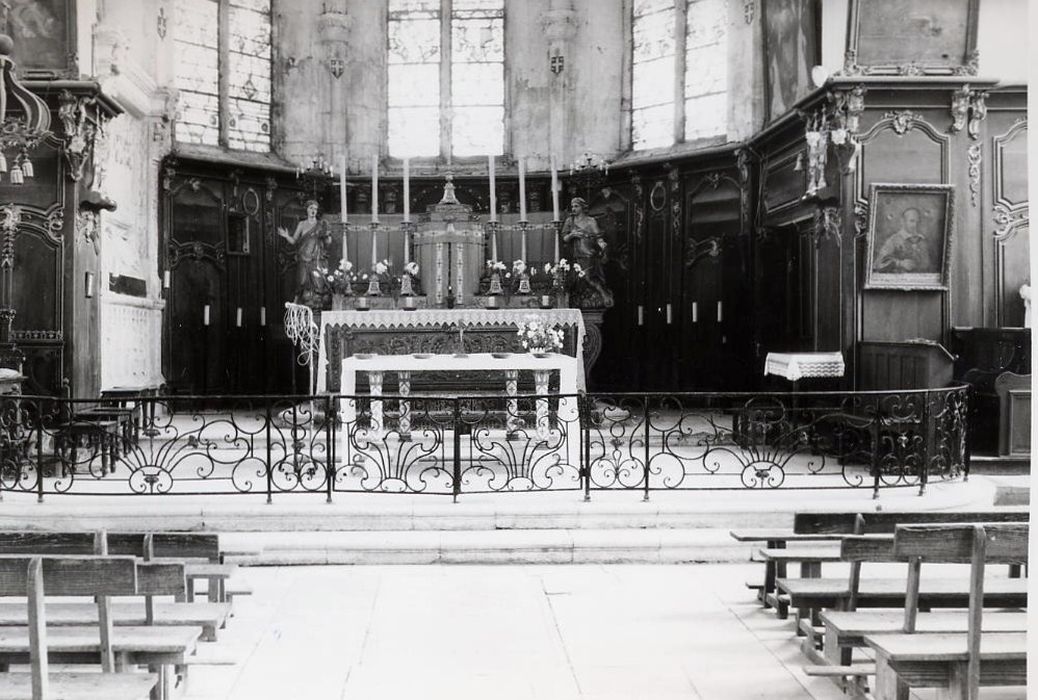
[173,0,273,152]
[631,0,728,150]
[388,0,505,159]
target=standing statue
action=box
[278,200,332,308]
[561,197,613,308]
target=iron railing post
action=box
[452,398,461,503]
[871,395,881,499]
[36,399,45,503]
[265,403,273,505]
[919,391,933,496]
[581,393,590,502]
[961,387,971,481]
[325,395,334,504]
[643,395,650,502]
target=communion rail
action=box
[0,387,968,501]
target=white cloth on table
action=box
[316,308,587,393]
[764,352,845,382]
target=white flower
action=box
[361,273,369,280]
[543,263,552,274]
[374,262,387,275]
[405,261,419,276]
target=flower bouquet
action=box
[400,260,421,296]
[515,317,564,357]
[365,258,394,296]
[544,258,585,293]
[325,259,357,296]
[484,260,507,295]
[513,259,532,294]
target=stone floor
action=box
[181,563,1027,700]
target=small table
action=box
[340,352,580,441]
[764,352,845,384]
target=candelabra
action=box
[567,151,611,202]
[294,153,335,202]
[0,28,51,185]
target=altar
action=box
[316,307,587,395]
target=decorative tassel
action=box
[20,157,32,178]
[9,166,23,184]
[0,152,7,173]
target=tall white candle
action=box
[518,157,527,221]
[491,228,498,262]
[371,154,379,224]
[163,270,170,289]
[203,304,210,326]
[488,155,497,223]
[339,156,347,224]
[260,306,266,326]
[236,307,242,327]
[371,227,378,268]
[550,154,560,221]
[402,158,410,222]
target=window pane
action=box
[174,0,219,146]
[176,91,220,146]
[451,63,503,106]
[389,107,440,158]
[685,0,727,141]
[388,64,440,107]
[632,104,673,150]
[685,93,726,140]
[632,0,675,149]
[227,97,271,152]
[452,106,504,157]
[388,18,441,64]
[451,17,504,63]
[389,0,439,19]
[632,57,675,110]
[632,7,675,63]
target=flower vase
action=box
[367,276,382,296]
[488,272,504,295]
[517,272,532,295]
[400,274,415,296]
[529,347,550,358]
[331,294,348,311]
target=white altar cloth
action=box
[339,351,580,422]
[317,308,587,394]
[764,351,845,382]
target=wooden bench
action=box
[0,532,233,640]
[864,523,1029,700]
[0,555,160,700]
[778,534,1026,638]
[729,529,845,605]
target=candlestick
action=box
[203,304,210,326]
[236,307,242,327]
[163,270,170,289]
[260,306,266,326]
[521,223,528,261]
[518,157,527,221]
[553,221,560,263]
[550,154,560,221]
[370,224,378,268]
[402,158,410,222]
[488,155,497,222]
[371,154,379,224]
[490,223,498,262]
[339,156,347,224]
[404,222,411,265]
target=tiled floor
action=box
[182,563,848,700]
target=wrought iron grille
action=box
[0,386,969,501]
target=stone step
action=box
[222,527,756,565]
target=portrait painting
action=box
[8,0,76,77]
[762,0,819,121]
[865,184,955,291]
[848,0,979,74]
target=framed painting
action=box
[846,0,979,75]
[762,0,820,122]
[864,183,955,291]
[8,0,79,78]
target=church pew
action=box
[864,523,1029,700]
[0,555,159,700]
